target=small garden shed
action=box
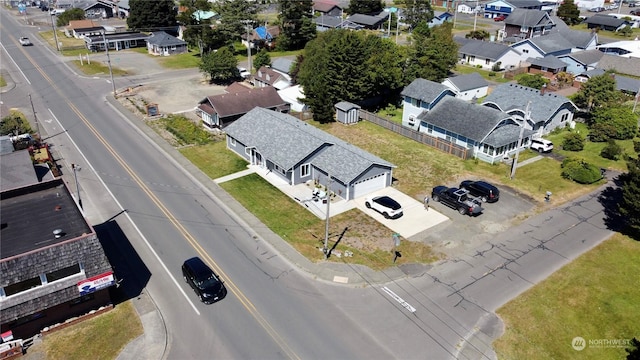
[335,101,360,124]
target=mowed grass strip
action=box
[219,174,440,270]
[40,301,142,360]
[180,141,249,180]
[493,233,640,360]
[71,60,128,76]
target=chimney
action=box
[540,84,546,95]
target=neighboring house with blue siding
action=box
[510,29,598,63]
[482,83,578,135]
[557,49,604,75]
[429,11,453,27]
[401,78,456,130]
[225,107,396,200]
[484,0,543,19]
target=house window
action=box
[301,163,310,177]
[468,55,476,62]
[230,138,236,146]
[408,115,416,126]
[45,264,81,283]
[411,98,422,107]
[485,59,490,65]
[4,277,42,297]
[426,123,433,133]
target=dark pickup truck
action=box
[431,186,484,216]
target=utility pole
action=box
[387,10,391,38]
[28,94,41,141]
[395,10,400,44]
[634,86,640,113]
[101,31,116,97]
[51,14,60,51]
[511,101,531,179]
[473,0,479,31]
[323,175,332,259]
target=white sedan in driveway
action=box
[365,196,403,219]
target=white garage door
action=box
[352,173,387,199]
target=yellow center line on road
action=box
[19,46,299,359]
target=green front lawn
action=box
[180,141,248,179]
[494,233,640,359]
[453,65,512,83]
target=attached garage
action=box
[352,173,387,199]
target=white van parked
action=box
[530,138,553,153]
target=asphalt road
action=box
[0,10,395,360]
[2,8,620,360]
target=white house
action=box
[277,85,308,112]
[400,78,456,129]
[441,73,490,101]
[455,37,522,70]
[457,3,474,14]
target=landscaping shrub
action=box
[561,158,603,184]
[562,132,585,151]
[590,106,638,140]
[600,139,623,160]
[589,123,617,142]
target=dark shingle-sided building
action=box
[0,179,114,339]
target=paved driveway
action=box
[353,187,449,239]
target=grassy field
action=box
[453,64,512,83]
[71,60,128,76]
[546,122,633,172]
[28,301,143,360]
[219,173,441,269]
[493,233,640,359]
[0,75,6,87]
[179,140,248,179]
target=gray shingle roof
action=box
[314,14,344,28]
[526,32,575,53]
[585,14,626,27]
[335,101,360,111]
[505,8,552,27]
[560,49,604,65]
[459,39,517,61]
[553,28,596,49]
[147,31,186,46]
[482,83,577,122]
[597,54,640,77]
[577,69,640,93]
[224,108,394,184]
[347,13,385,26]
[400,78,454,103]
[527,55,567,69]
[417,96,513,142]
[483,123,535,147]
[445,72,489,92]
[271,58,294,74]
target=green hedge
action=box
[561,158,602,184]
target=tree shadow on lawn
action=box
[598,174,640,240]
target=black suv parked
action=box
[182,257,226,304]
[459,180,500,203]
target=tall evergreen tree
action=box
[404,22,458,83]
[214,0,259,42]
[127,0,177,32]
[253,49,272,71]
[572,72,618,110]
[346,0,384,15]
[177,0,214,54]
[403,0,434,29]
[557,0,581,25]
[278,0,316,50]
[620,156,640,237]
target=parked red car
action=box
[494,15,506,21]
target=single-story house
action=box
[585,15,627,32]
[483,0,543,19]
[429,11,453,27]
[84,31,149,51]
[510,29,598,63]
[196,85,290,128]
[278,85,308,112]
[65,20,102,38]
[482,83,578,135]
[441,72,489,101]
[146,31,187,56]
[416,96,536,164]
[596,40,640,58]
[595,53,640,77]
[557,49,605,75]
[457,4,475,14]
[313,0,342,17]
[574,69,640,94]
[224,107,396,200]
[400,78,457,129]
[526,55,567,76]
[253,66,292,90]
[347,13,387,30]
[242,25,280,50]
[455,37,522,70]
[314,15,364,32]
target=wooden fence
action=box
[359,110,471,160]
